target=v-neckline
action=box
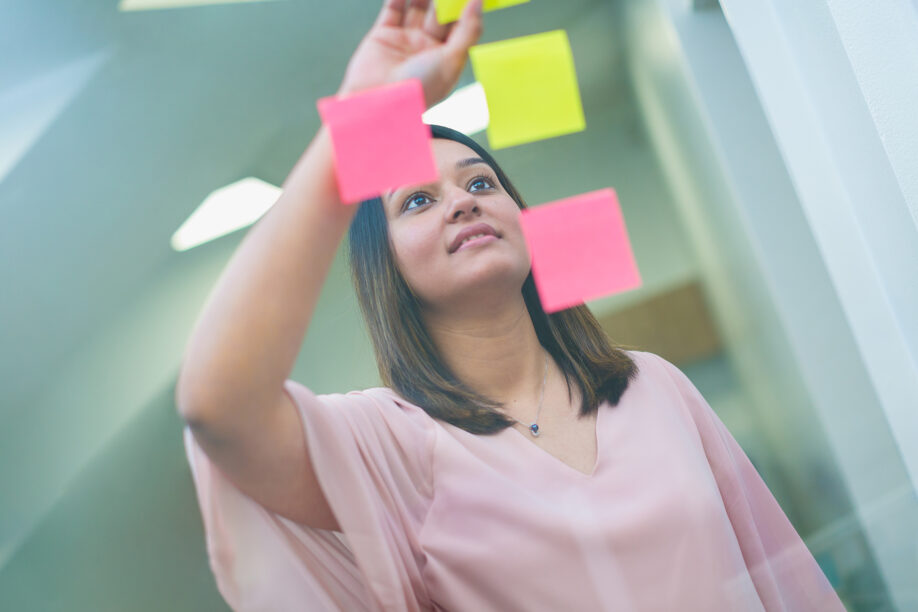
[505,402,604,479]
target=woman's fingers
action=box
[445,0,484,55]
[374,0,408,28]
[404,0,431,30]
[423,1,452,42]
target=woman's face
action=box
[383,138,531,313]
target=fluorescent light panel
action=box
[172,177,280,251]
[119,0,282,11]
[423,82,489,136]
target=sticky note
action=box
[519,188,641,313]
[317,79,438,204]
[470,30,586,149]
[435,0,530,24]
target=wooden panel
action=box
[596,280,722,367]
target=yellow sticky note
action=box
[435,0,529,25]
[469,30,586,149]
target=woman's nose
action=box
[444,186,479,220]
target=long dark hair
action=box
[347,124,638,434]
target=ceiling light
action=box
[119,0,282,11]
[423,82,489,136]
[171,177,280,251]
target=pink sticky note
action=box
[520,188,641,313]
[317,79,439,204]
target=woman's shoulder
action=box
[617,349,707,410]
[284,380,405,406]
[618,348,689,388]
[621,348,665,370]
[336,385,417,409]
[316,385,435,428]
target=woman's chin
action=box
[408,257,528,305]
[437,272,527,305]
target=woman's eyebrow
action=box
[383,157,490,200]
[385,158,489,203]
[456,157,487,169]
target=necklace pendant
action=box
[528,423,540,437]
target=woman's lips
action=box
[449,222,500,253]
[454,234,498,252]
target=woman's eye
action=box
[404,193,433,211]
[469,177,494,192]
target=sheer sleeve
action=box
[654,353,845,611]
[182,381,437,612]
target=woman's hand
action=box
[337,0,484,108]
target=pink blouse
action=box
[183,350,845,611]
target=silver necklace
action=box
[509,353,549,437]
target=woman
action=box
[176,1,845,610]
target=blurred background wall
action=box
[0,0,915,610]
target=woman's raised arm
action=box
[174,0,482,528]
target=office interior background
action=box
[1,0,916,610]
